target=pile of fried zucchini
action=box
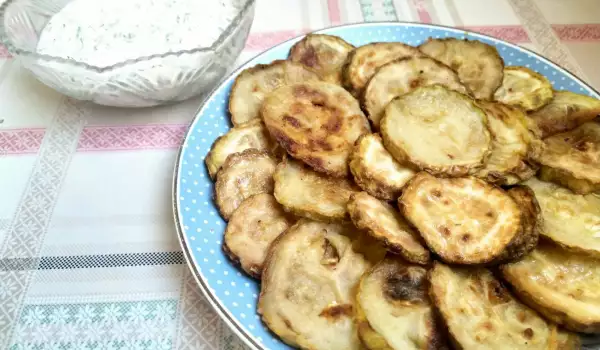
[204,32,600,350]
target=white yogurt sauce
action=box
[37,0,239,67]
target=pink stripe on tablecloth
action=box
[0,44,10,58]
[327,0,341,25]
[464,25,530,43]
[413,0,433,24]
[0,128,45,154]
[553,23,600,42]
[77,124,188,151]
[244,29,310,51]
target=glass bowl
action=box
[0,0,255,107]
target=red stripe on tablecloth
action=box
[327,0,341,25]
[553,23,600,42]
[77,124,188,151]
[0,128,45,154]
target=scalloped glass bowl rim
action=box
[0,0,255,73]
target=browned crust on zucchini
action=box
[347,192,430,265]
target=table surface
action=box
[1,0,599,349]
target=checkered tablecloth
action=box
[0,0,599,349]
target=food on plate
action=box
[381,85,491,177]
[493,186,541,263]
[205,119,278,178]
[356,258,447,350]
[258,219,379,350]
[223,193,295,278]
[262,82,370,177]
[349,133,415,200]
[429,262,580,349]
[501,241,600,334]
[363,57,469,128]
[528,90,600,138]
[214,149,277,220]
[494,66,554,111]
[288,34,354,84]
[474,101,535,185]
[273,158,358,222]
[531,121,600,194]
[343,42,423,96]
[418,38,504,100]
[524,177,600,257]
[348,192,430,265]
[229,60,320,126]
[400,172,521,264]
[197,30,600,349]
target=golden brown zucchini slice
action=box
[381,85,491,177]
[349,133,415,201]
[418,38,504,100]
[523,177,600,258]
[348,192,430,265]
[223,194,295,278]
[262,82,370,177]
[430,262,580,349]
[259,219,378,350]
[494,66,554,111]
[528,90,600,138]
[531,121,600,194]
[475,101,535,185]
[363,57,469,128]
[288,34,354,84]
[356,258,447,350]
[492,186,541,263]
[214,149,277,220]
[273,158,359,222]
[228,60,320,125]
[343,42,423,96]
[501,241,600,334]
[205,119,278,179]
[400,172,521,264]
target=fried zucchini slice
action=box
[531,121,600,194]
[273,158,358,222]
[214,149,277,220]
[381,85,491,177]
[492,186,541,263]
[523,177,600,258]
[258,219,378,350]
[288,34,354,84]
[475,101,535,185]
[205,119,278,179]
[419,38,504,100]
[348,192,430,265]
[528,90,600,138]
[343,42,423,96]
[262,82,371,177]
[400,172,521,264]
[501,241,600,334]
[494,66,554,111]
[363,57,469,128]
[349,134,415,201]
[356,258,446,350]
[229,60,320,125]
[430,262,580,349]
[223,194,295,278]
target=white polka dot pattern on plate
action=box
[174,23,599,350]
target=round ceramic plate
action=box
[173,22,600,350]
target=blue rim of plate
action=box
[173,21,600,350]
